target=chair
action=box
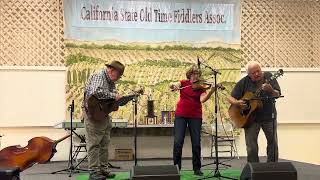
[210,122,239,159]
[72,134,87,165]
[71,133,121,169]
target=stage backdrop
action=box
[64,0,241,125]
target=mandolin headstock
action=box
[134,87,144,95]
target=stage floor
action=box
[20,157,320,180]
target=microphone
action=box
[69,100,74,112]
[212,69,221,75]
[197,56,201,70]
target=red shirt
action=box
[175,80,205,119]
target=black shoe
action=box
[103,172,116,178]
[89,172,106,180]
[194,169,204,176]
[100,168,116,179]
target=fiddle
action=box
[170,80,225,91]
[191,80,225,91]
[0,135,70,171]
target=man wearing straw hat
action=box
[82,60,125,180]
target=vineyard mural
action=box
[64,0,241,125]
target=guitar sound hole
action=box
[241,105,251,116]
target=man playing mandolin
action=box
[82,60,125,180]
[227,61,281,163]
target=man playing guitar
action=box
[82,60,125,180]
[227,61,281,163]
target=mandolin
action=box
[228,69,283,128]
[87,88,144,121]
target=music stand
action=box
[51,100,88,177]
[199,64,236,180]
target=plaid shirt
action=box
[83,69,117,109]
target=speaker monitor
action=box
[240,162,297,180]
[0,168,20,180]
[130,165,180,180]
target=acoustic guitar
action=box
[87,88,144,121]
[228,69,284,128]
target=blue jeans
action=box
[173,116,202,171]
[244,119,278,162]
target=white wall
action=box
[275,68,320,123]
[0,66,66,127]
[0,67,319,165]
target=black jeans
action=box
[173,116,202,171]
[244,119,278,162]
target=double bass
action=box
[0,135,70,171]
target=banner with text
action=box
[73,0,234,30]
[64,0,241,124]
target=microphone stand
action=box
[199,64,236,180]
[251,95,284,162]
[51,100,88,176]
[132,94,139,166]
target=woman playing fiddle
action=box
[169,65,217,176]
